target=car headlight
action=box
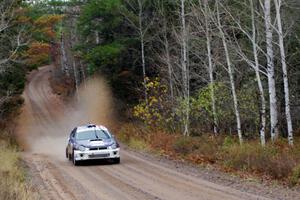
[108,142,117,149]
[78,145,87,151]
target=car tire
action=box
[66,148,68,159]
[72,150,79,166]
[113,157,120,164]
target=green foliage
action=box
[85,42,124,73]
[190,82,259,135]
[0,65,25,120]
[222,136,237,149]
[78,0,122,37]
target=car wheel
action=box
[65,148,68,159]
[72,150,79,166]
[113,157,120,164]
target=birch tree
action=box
[203,0,218,134]
[220,0,268,145]
[216,2,243,144]
[274,0,293,145]
[230,0,267,145]
[180,0,190,136]
[263,0,279,141]
[250,0,266,146]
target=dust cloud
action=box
[16,75,115,160]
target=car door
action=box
[68,128,76,154]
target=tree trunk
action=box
[138,0,147,103]
[250,0,266,146]
[264,0,279,141]
[216,3,243,144]
[181,0,190,136]
[72,59,79,100]
[60,33,69,77]
[274,0,293,145]
[204,0,217,134]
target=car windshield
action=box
[75,130,111,140]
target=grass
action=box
[117,123,300,186]
[0,139,36,200]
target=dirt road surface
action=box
[18,65,285,200]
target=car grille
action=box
[89,153,110,158]
[89,147,107,151]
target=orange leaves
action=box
[34,15,64,27]
[16,15,31,24]
[41,27,56,39]
[24,15,63,67]
[34,14,64,40]
[26,42,51,67]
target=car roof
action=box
[76,124,109,133]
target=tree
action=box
[203,0,218,134]
[180,0,190,136]
[263,0,279,141]
[122,0,154,103]
[155,0,175,103]
[274,0,293,145]
[216,2,243,144]
[222,0,267,145]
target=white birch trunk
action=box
[274,0,293,145]
[216,3,243,144]
[264,0,279,141]
[181,0,190,136]
[250,0,266,146]
[138,0,147,102]
[204,0,217,134]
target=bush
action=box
[128,138,148,151]
[0,140,36,200]
[289,165,300,186]
[148,131,177,154]
[222,141,299,180]
[172,137,194,155]
[133,78,173,130]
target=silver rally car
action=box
[66,124,120,166]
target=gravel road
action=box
[19,65,300,200]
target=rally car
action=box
[66,124,120,166]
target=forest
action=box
[1,0,300,192]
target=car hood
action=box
[76,139,114,148]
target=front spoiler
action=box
[74,148,120,161]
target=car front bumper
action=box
[73,148,120,161]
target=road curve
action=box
[20,65,270,200]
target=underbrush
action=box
[118,123,300,186]
[0,139,36,200]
